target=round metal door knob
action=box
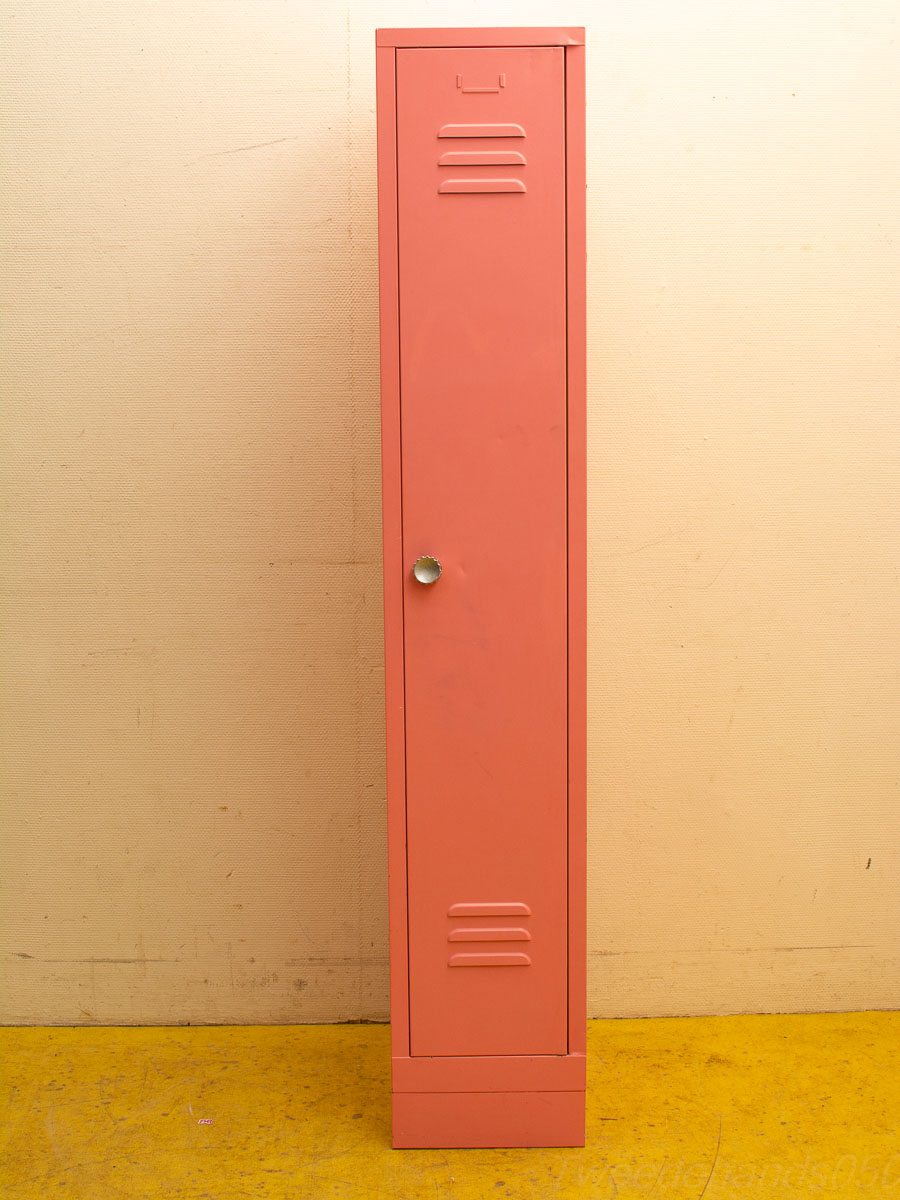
[412,555,442,585]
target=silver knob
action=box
[412,555,442,585]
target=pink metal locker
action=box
[376,26,586,1149]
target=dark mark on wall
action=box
[12,956,181,964]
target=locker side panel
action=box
[375,44,410,1059]
[565,41,588,1058]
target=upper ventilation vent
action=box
[438,123,526,138]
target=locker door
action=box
[397,46,568,1057]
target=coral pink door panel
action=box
[396,46,568,1058]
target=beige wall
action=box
[1,1,897,1024]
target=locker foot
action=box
[392,1088,585,1149]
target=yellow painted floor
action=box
[1,1013,897,1198]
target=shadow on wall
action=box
[160,123,391,1020]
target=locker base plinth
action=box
[392,1089,585,1149]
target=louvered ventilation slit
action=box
[449,952,532,967]
[438,123,526,138]
[438,150,526,166]
[447,926,531,942]
[439,178,525,194]
[447,902,532,917]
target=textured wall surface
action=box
[1,1,897,1024]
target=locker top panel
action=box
[377,28,584,48]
